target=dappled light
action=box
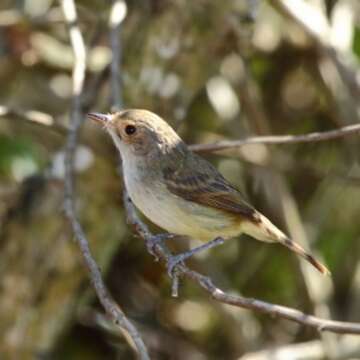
[0,0,360,359]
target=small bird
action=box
[88,109,330,276]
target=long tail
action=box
[242,213,330,276]
[281,237,330,275]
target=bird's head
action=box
[88,109,182,158]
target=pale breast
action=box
[124,163,240,241]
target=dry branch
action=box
[60,0,149,359]
[0,105,67,134]
[109,0,126,111]
[190,123,360,153]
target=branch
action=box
[0,105,67,135]
[189,123,360,153]
[60,1,149,359]
[123,194,360,335]
[109,0,126,111]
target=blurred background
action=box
[0,0,360,359]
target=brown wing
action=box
[163,153,259,221]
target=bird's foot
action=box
[146,233,176,260]
[166,237,225,278]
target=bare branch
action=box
[189,123,360,153]
[123,194,360,335]
[109,0,126,111]
[0,105,67,135]
[60,0,149,359]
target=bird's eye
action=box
[125,124,136,135]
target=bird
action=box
[87,109,330,276]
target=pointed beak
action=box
[87,112,112,124]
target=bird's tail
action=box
[242,213,330,276]
[280,236,330,275]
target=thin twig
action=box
[109,0,126,111]
[60,1,149,359]
[0,105,68,135]
[189,123,360,153]
[123,194,360,335]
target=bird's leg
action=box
[166,237,225,278]
[145,233,176,260]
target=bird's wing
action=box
[163,152,330,275]
[163,153,259,222]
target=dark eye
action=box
[125,124,136,135]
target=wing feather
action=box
[163,154,259,221]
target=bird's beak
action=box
[87,112,112,124]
